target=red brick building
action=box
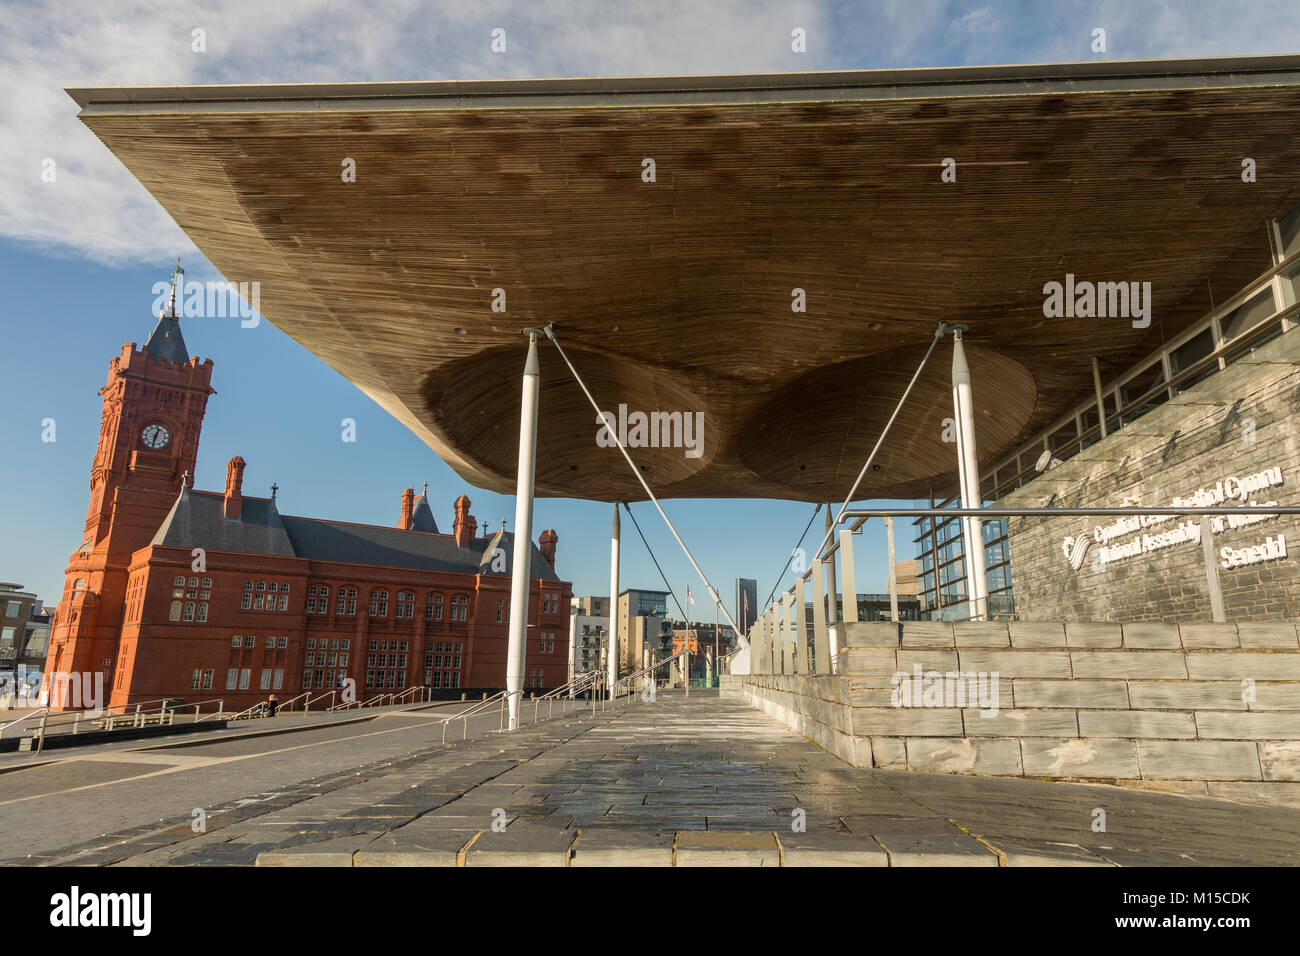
[47,280,571,711]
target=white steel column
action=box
[608,505,621,693]
[568,612,577,684]
[885,516,900,623]
[834,528,857,675]
[791,579,807,674]
[1092,356,1109,440]
[951,328,989,621]
[824,506,839,627]
[771,603,782,674]
[774,600,785,676]
[505,331,540,731]
[810,559,830,674]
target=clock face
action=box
[141,423,171,449]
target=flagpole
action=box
[714,597,719,689]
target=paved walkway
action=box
[5,691,1300,866]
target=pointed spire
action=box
[144,258,190,364]
[166,257,184,318]
[270,482,278,500]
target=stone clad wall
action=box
[1003,329,1300,622]
[741,620,1300,807]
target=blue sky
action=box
[1,0,1295,620]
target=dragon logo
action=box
[1061,532,1092,571]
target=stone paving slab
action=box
[257,834,379,867]
[463,820,575,866]
[873,831,1001,866]
[675,830,781,866]
[354,829,479,867]
[569,828,675,866]
[14,691,1300,867]
[778,829,889,866]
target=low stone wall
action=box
[741,620,1300,806]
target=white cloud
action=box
[0,0,825,266]
[953,7,998,35]
[4,0,1300,267]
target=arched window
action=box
[173,576,185,587]
[336,587,357,616]
[243,580,253,591]
[451,594,468,622]
[196,603,208,622]
[396,591,414,618]
[427,593,443,621]
[169,601,182,621]
[201,577,212,588]
[188,576,199,588]
[183,602,195,622]
[369,590,389,617]
[257,581,266,591]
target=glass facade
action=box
[914,504,1014,620]
[630,591,668,616]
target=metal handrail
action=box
[828,503,1300,625]
[274,691,312,712]
[28,695,220,732]
[532,671,603,720]
[984,263,1300,502]
[391,686,424,705]
[227,702,269,721]
[439,690,511,742]
[178,698,226,721]
[840,505,1300,521]
[536,670,600,702]
[0,708,49,739]
[303,690,336,712]
[613,649,686,698]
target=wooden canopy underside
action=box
[73,62,1300,501]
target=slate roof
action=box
[408,494,438,533]
[143,313,190,364]
[151,490,295,557]
[149,489,559,580]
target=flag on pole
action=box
[687,586,695,606]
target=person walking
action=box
[266,693,278,717]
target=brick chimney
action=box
[398,487,415,529]
[453,495,474,548]
[224,456,246,520]
[539,529,558,567]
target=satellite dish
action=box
[1034,449,1056,472]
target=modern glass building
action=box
[735,578,758,635]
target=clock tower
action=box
[48,263,215,700]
